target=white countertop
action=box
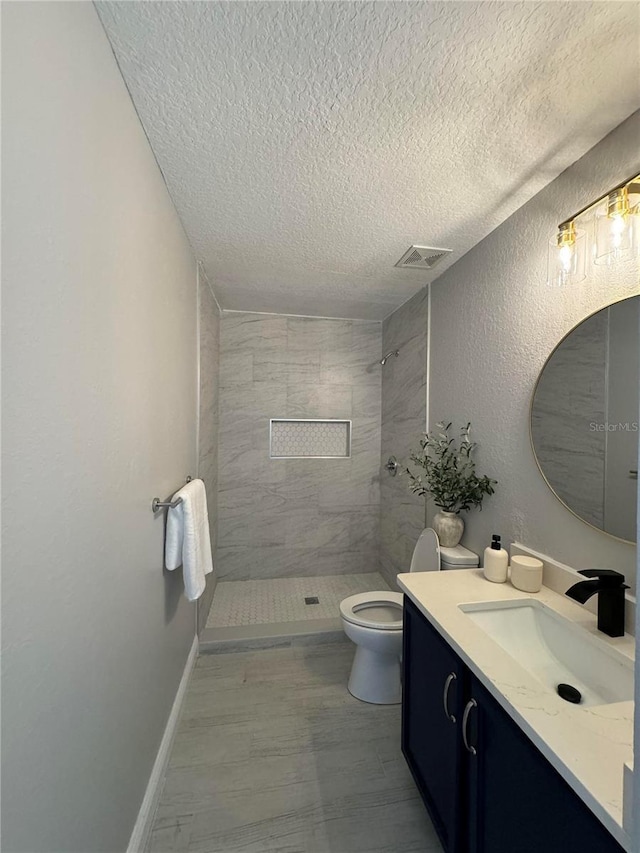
[397,569,635,851]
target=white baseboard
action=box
[127,634,199,853]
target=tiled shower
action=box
[200,292,428,642]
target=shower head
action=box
[380,350,399,366]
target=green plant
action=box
[405,422,497,514]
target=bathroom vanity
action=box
[398,569,634,853]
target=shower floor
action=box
[201,573,390,652]
[206,573,389,627]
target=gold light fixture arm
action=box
[558,172,640,229]
[556,221,577,247]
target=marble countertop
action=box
[397,569,635,851]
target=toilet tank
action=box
[440,543,479,570]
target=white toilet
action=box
[339,528,479,704]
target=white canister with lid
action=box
[510,555,544,593]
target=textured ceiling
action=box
[97,1,640,320]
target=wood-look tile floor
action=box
[148,641,444,853]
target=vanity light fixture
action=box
[547,173,640,286]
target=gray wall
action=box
[429,110,639,591]
[2,4,198,851]
[216,313,382,580]
[197,271,221,631]
[379,288,429,589]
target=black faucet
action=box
[565,569,628,638]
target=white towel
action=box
[165,479,213,601]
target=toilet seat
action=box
[339,591,403,631]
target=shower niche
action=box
[269,418,351,459]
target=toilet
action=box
[339,528,479,704]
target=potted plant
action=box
[405,422,497,547]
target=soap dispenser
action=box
[483,534,508,583]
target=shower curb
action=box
[199,617,349,654]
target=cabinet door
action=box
[402,597,467,853]
[466,674,626,853]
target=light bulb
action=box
[610,214,626,245]
[595,188,632,265]
[611,214,626,234]
[558,244,573,272]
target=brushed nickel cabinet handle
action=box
[443,672,457,723]
[462,699,478,755]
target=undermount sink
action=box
[459,600,634,707]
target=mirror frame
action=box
[529,294,638,546]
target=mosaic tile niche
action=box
[270,419,351,458]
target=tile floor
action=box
[148,641,443,853]
[206,574,389,628]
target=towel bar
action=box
[152,476,192,513]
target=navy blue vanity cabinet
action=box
[465,674,625,853]
[402,596,626,853]
[402,596,467,853]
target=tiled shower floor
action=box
[206,573,389,628]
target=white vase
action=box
[433,511,464,547]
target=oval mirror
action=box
[531,295,638,543]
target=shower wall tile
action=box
[253,350,321,384]
[318,454,380,509]
[283,509,352,550]
[217,312,382,580]
[286,383,352,419]
[217,482,289,515]
[379,288,429,590]
[348,510,380,551]
[280,458,349,502]
[353,385,381,418]
[350,416,383,456]
[271,470,321,504]
[352,320,384,356]
[219,350,253,385]
[197,278,221,632]
[287,317,352,351]
[218,445,288,489]
[218,507,289,549]
[214,547,254,581]
[220,381,288,418]
[223,314,287,351]
[319,351,380,386]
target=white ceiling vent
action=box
[395,245,453,271]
